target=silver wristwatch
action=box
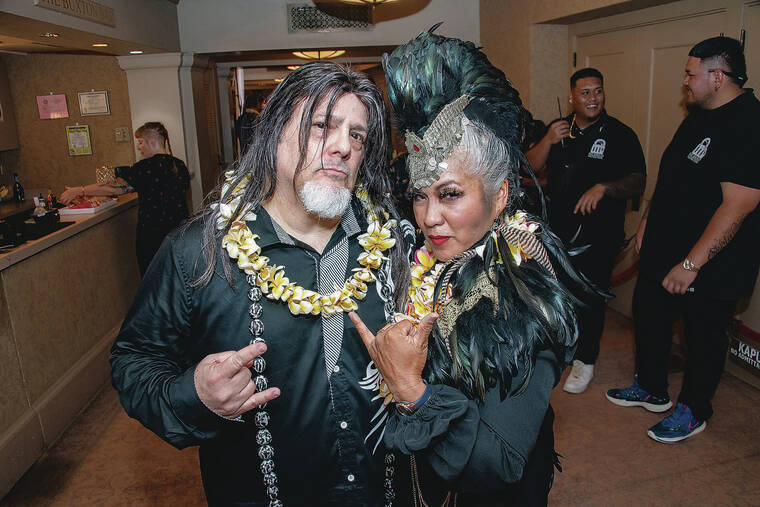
[681,258,699,272]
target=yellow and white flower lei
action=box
[215,170,397,316]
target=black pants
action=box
[135,227,172,276]
[569,243,617,364]
[633,275,736,421]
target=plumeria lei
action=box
[214,170,397,317]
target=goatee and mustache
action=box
[297,165,354,219]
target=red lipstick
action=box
[428,236,449,246]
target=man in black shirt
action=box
[607,37,760,443]
[527,68,645,394]
[235,94,260,155]
[110,62,413,505]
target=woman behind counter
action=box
[350,28,602,506]
[61,122,190,275]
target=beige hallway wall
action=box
[0,54,135,193]
[479,0,676,121]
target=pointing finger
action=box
[349,311,375,350]
[220,342,267,378]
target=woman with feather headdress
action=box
[350,26,603,506]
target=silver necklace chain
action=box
[247,274,282,507]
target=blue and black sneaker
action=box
[647,403,706,443]
[606,376,673,412]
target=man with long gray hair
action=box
[111,62,412,506]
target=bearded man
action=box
[607,37,760,443]
[111,62,412,506]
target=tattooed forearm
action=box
[602,173,645,199]
[707,213,748,260]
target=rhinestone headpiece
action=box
[404,95,472,189]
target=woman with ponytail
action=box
[61,122,191,275]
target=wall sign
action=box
[37,94,69,119]
[78,90,110,116]
[66,125,92,156]
[33,0,116,27]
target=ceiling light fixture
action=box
[92,43,109,47]
[292,49,346,60]
[40,32,60,38]
[129,50,143,54]
[339,0,398,5]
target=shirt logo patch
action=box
[688,138,711,163]
[588,139,606,159]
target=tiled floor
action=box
[3,310,759,506]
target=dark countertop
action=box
[0,193,138,271]
[0,200,34,221]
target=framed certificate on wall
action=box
[78,90,110,116]
[37,93,69,119]
[66,125,92,156]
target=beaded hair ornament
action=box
[404,95,471,189]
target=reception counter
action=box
[0,194,141,497]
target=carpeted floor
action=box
[3,309,759,506]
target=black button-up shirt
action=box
[111,202,398,506]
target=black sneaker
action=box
[606,377,672,413]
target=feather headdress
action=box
[383,23,525,189]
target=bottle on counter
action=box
[33,194,46,216]
[13,172,24,202]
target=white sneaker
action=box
[563,359,594,394]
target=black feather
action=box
[383,24,524,142]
